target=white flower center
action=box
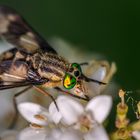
[77,114,95,132]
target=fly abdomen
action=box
[42,53,68,71]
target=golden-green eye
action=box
[63,73,76,89]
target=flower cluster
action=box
[111,90,140,140]
[17,95,112,140]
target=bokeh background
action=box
[0,0,140,133]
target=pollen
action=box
[34,114,47,121]
[119,89,125,98]
[30,123,44,129]
[78,115,92,132]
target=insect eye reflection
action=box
[63,73,76,89]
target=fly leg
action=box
[33,86,59,111]
[54,87,90,101]
[9,86,32,129]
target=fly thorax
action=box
[38,57,68,82]
[32,53,42,69]
[38,67,64,82]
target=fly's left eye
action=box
[63,73,76,90]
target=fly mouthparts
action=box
[81,74,107,85]
[87,78,107,85]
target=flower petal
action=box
[132,131,140,140]
[89,66,106,95]
[17,127,48,140]
[86,95,112,123]
[85,61,107,96]
[0,130,18,140]
[46,128,82,140]
[46,128,62,140]
[49,101,62,124]
[49,96,84,125]
[60,128,82,140]
[85,61,117,97]
[91,66,106,81]
[84,125,109,140]
[18,102,49,126]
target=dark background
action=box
[0,0,140,130]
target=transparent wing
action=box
[0,5,57,54]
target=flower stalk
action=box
[111,89,132,140]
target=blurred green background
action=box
[0,0,139,92]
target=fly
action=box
[0,6,106,128]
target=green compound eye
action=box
[71,63,82,73]
[63,73,76,89]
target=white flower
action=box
[17,101,82,140]
[17,95,112,140]
[85,60,117,97]
[17,102,53,126]
[49,95,112,140]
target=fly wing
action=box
[0,5,57,54]
[0,59,47,90]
